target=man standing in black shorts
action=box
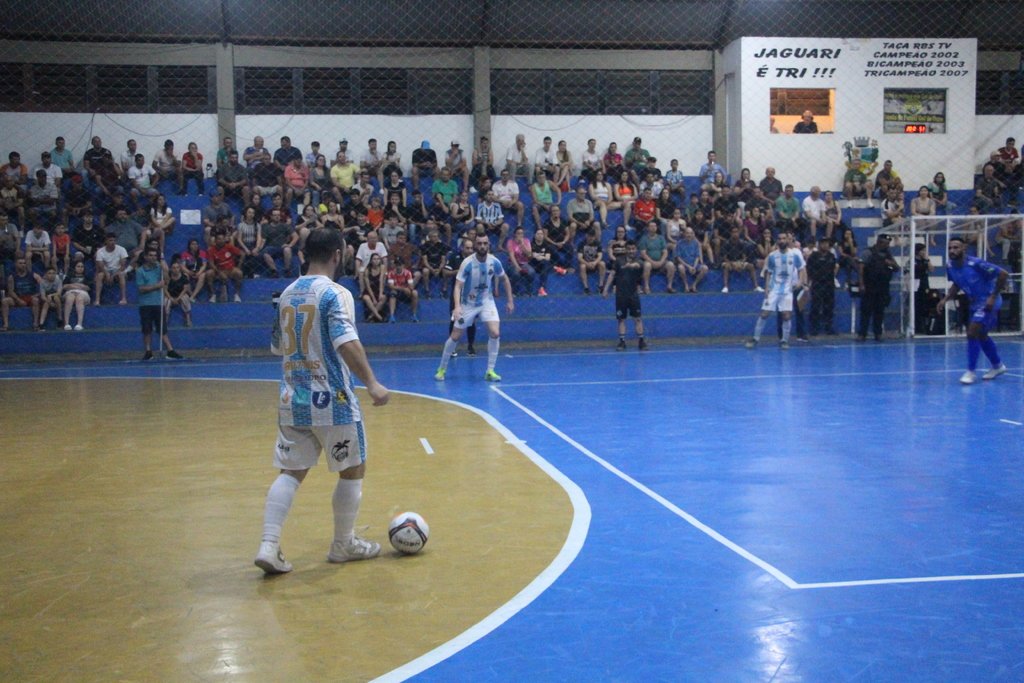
[443,237,477,356]
[603,240,648,351]
[137,247,182,360]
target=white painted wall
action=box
[731,37,978,191]
[0,113,219,170]
[975,115,1024,173]
[490,115,713,176]
[235,115,474,175]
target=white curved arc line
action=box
[6,376,590,682]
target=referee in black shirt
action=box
[603,240,648,351]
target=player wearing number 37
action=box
[254,228,390,575]
[936,237,1009,385]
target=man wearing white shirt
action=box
[800,186,827,242]
[33,152,63,189]
[580,138,602,183]
[128,154,159,205]
[120,140,138,173]
[505,134,529,178]
[493,169,524,225]
[534,137,557,181]
[355,229,389,275]
[360,139,382,180]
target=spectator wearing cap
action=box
[624,137,651,185]
[152,139,179,186]
[411,141,438,190]
[445,141,470,190]
[533,137,558,183]
[273,136,302,171]
[178,142,205,196]
[506,134,530,178]
[361,138,383,181]
[856,233,898,341]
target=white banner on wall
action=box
[726,37,978,191]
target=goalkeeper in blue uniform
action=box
[936,237,1009,385]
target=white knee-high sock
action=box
[439,337,458,371]
[487,336,500,371]
[262,474,301,543]
[753,317,766,341]
[332,478,363,545]
[782,318,792,342]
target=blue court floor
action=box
[3,337,1023,682]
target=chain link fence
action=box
[1,2,1022,346]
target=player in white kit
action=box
[435,233,514,381]
[254,228,390,575]
[746,230,806,350]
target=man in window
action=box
[793,110,819,134]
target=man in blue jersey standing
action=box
[435,233,514,381]
[254,228,390,575]
[936,236,1009,385]
[746,230,806,350]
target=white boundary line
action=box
[418,437,435,454]
[1000,419,1023,426]
[491,385,1024,590]
[7,375,590,683]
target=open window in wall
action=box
[770,88,834,134]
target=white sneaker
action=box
[254,541,292,574]
[327,536,381,563]
[74,324,84,331]
[721,286,729,293]
[233,294,242,302]
[755,286,765,292]
[64,324,72,330]
[834,278,842,289]
[983,364,1007,380]
[960,370,978,385]
[209,294,217,303]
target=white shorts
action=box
[761,289,794,312]
[454,300,499,329]
[274,422,366,473]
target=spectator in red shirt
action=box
[632,187,658,232]
[179,142,204,196]
[387,257,419,323]
[205,233,244,302]
[996,137,1023,192]
[388,230,422,292]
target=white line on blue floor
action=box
[419,437,434,454]
[1001,419,1023,426]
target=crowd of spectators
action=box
[1,131,1021,332]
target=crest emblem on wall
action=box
[843,137,879,177]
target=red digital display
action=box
[904,124,928,134]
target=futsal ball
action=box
[388,512,429,554]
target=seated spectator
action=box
[638,221,675,293]
[360,253,387,322]
[261,208,298,277]
[506,134,530,178]
[567,185,599,236]
[632,188,658,232]
[27,170,59,227]
[179,142,204,196]
[875,160,903,197]
[380,141,402,183]
[774,184,800,232]
[51,137,76,177]
[664,159,685,200]
[235,206,264,278]
[406,190,439,243]
[577,228,606,294]
[613,171,638,228]
[588,171,618,226]
[544,205,573,270]
[99,189,130,229]
[63,174,91,220]
[698,151,725,193]
[529,228,556,296]
[206,232,244,302]
[61,259,91,330]
[844,163,873,199]
[34,265,63,330]
[381,170,407,206]
[296,204,322,260]
[733,168,755,204]
[823,191,843,240]
[554,140,573,191]
[201,189,234,247]
[273,136,302,172]
[579,139,602,185]
[355,229,388,275]
[386,258,419,323]
[127,154,159,206]
[911,186,936,219]
[93,232,129,305]
[412,141,438,188]
[602,142,626,182]
[758,166,783,205]
[353,171,375,205]
[793,110,819,134]
[533,137,558,182]
[432,167,459,223]
[881,187,906,227]
[448,190,476,239]
[2,255,33,329]
[106,207,143,264]
[81,136,109,184]
[243,136,267,171]
[836,226,859,284]
[307,154,330,208]
[383,192,409,235]
[505,226,535,296]
[707,171,728,199]
[388,230,420,288]
[34,151,63,190]
[995,137,1023,195]
[69,211,100,262]
[418,230,449,296]
[493,169,524,226]
[51,223,71,273]
[216,136,236,169]
[1,152,28,189]
[360,138,383,182]
[445,141,470,189]
[975,163,1005,210]
[674,227,709,293]
[623,137,650,185]
[746,186,774,226]
[530,170,561,229]
[284,156,310,207]
[469,136,496,192]
[928,172,953,213]
[217,150,248,201]
[755,228,775,268]
[801,186,827,241]
[971,187,994,215]
[250,152,284,202]
[664,207,686,245]
[713,185,740,223]
[180,238,209,300]
[92,151,123,202]
[164,258,192,327]
[329,152,359,205]
[742,206,766,243]
[476,189,508,251]
[152,139,179,186]
[0,212,19,265]
[993,215,1022,263]
[24,224,51,269]
[720,225,760,293]
[146,193,174,254]
[639,172,663,198]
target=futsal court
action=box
[1,336,1022,682]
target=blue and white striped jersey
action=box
[765,249,805,295]
[271,275,362,426]
[457,253,505,307]
[477,201,503,226]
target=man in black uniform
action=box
[443,237,477,356]
[857,233,898,341]
[806,237,839,336]
[603,240,648,351]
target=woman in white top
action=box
[554,140,573,190]
[589,171,621,227]
[911,185,938,245]
[580,138,601,183]
[148,193,175,257]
